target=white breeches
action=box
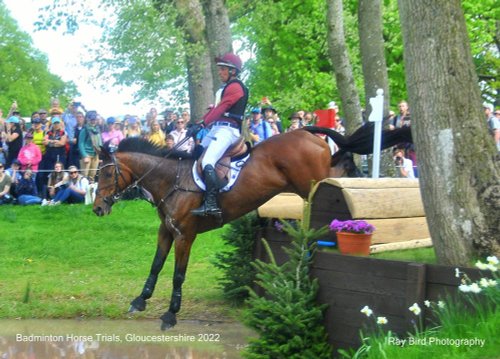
[201,125,240,168]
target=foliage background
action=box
[3,0,494,119]
[0,1,77,116]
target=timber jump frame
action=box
[254,227,489,353]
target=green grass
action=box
[371,247,436,264]
[0,201,232,321]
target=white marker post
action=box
[368,89,384,178]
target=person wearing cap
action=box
[249,107,272,145]
[48,165,89,206]
[31,111,40,122]
[42,116,68,175]
[78,111,102,180]
[2,116,23,167]
[262,105,282,133]
[125,116,142,138]
[18,132,42,172]
[191,52,249,217]
[63,101,83,165]
[5,158,22,199]
[286,112,303,132]
[38,109,49,130]
[101,116,125,150]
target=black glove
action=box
[186,122,204,138]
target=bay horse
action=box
[93,125,411,330]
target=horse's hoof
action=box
[160,311,177,330]
[129,297,146,313]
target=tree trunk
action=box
[358,0,390,116]
[399,0,500,265]
[202,0,233,94]
[326,0,362,134]
[174,0,214,121]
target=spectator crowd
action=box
[1,97,498,206]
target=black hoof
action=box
[129,297,147,313]
[160,311,177,330]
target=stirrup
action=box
[191,203,222,217]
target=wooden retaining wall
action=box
[254,229,490,352]
[258,178,431,246]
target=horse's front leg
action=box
[129,223,173,312]
[160,233,194,330]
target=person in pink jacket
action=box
[18,132,42,172]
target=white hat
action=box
[483,103,494,111]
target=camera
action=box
[73,101,81,108]
[394,156,403,165]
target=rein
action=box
[97,135,200,207]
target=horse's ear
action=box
[99,145,111,159]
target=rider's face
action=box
[218,66,231,83]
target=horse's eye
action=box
[105,171,113,179]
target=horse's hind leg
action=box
[160,235,194,330]
[129,223,173,312]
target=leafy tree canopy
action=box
[0,0,77,116]
[33,0,498,117]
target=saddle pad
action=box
[192,153,250,192]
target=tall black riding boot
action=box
[191,165,222,216]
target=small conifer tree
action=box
[212,212,261,303]
[242,198,332,358]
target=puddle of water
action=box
[0,318,254,358]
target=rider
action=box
[191,52,249,216]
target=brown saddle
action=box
[196,137,249,185]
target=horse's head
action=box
[93,145,131,216]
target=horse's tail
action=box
[303,124,412,155]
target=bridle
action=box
[96,154,140,206]
[96,134,202,208]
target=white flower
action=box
[424,300,431,307]
[475,261,489,270]
[360,305,373,317]
[486,264,498,272]
[437,301,445,308]
[486,256,499,265]
[469,283,482,293]
[455,268,461,278]
[459,284,471,292]
[377,317,388,325]
[479,278,497,288]
[409,303,421,316]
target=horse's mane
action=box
[116,137,170,157]
[116,137,193,159]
